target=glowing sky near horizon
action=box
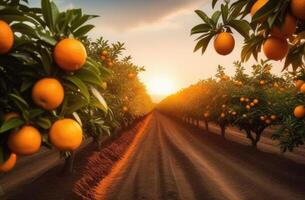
[29,0,285,101]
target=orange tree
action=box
[190,0,305,150]
[0,0,152,173]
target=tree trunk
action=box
[62,151,75,175]
[204,120,209,132]
[245,129,259,148]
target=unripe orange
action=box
[214,32,235,55]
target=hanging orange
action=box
[0,20,14,54]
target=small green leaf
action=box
[64,76,90,101]
[0,118,24,133]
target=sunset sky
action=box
[30,0,284,102]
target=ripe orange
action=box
[8,126,41,155]
[214,32,235,55]
[54,38,87,71]
[101,55,106,60]
[123,106,128,112]
[3,112,19,122]
[232,111,237,116]
[300,84,305,93]
[263,37,288,61]
[260,116,265,121]
[0,153,17,172]
[49,119,83,151]
[0,20,14,54]
[246,105,251,110]
[296,80,305,89]
[259,80,265,85]
[294,105,305,118]
[32,78,64,110]
[271,115,277,120]
[240,97,245,102]
[108,61,113,67]
[250,0,268,17]
[204,112,210,118]
[271,14,296,39]
[253,99,259,104]
[291,0,305,20]
[220,113,225,118]
[128,73,135,78]
[265,119,272,124]
[101,50,108,57]
[250,102,255,107]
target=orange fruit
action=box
[3,112,19,122]
[300,83,305,93]
[128,73,135,78]
[263,37,288,61]
[8,126,41,155]
[250,102,255,107]
[49,119,83,151]
[101,55,106,60]
[0,153,17,172]
[251,0,268,18]
[108,61,113,67]
[294,105,305,118]
[271,115,277,120]
[232,111,237,116]
[214,32,235,55]
[220,113,225,118]
[265,119,272,124]
[32,78,64,110]
[123,106,128,112]
[246,105,251,110]
[204,112,210,118]
[259,80,265,85]
[54,38,87,71]
[101,50,108,57]
[0,20,14,54]
[253,99,259,104]
[296,80,305,89]
[291,0,305,20]
[271,14,296,39]
[260,116,265,121]
[240,97,245,102]
[245,98,250,102]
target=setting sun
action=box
[146,77,177,96]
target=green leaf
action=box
[228,20,251,39]
[73,25,95,38]
[194,35,214,54]
[0,118,24,133]
[9,93,30,110]
[252,0,277,22]
[191,24,211,35]
[90,87,108,112]
[194,10,213,27]
[75,68,102,86]
[41,0,54,31]
[36,117,51,129]
[65,96,88,115]
[212,0,219,8]
[221,3,229,24]
[64,76,90,101]
[211,11,221,25]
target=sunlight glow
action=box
[146,76,177,96]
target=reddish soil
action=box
[7,116,149,200]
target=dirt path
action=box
[95,112,305,200]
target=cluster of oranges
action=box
[251,0,303,61]
[0,21,85,172]
[240,97,259,110]
[100,50,113,67]
[294,79,305,119]
[260,115,277,124]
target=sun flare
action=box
[146,77,177,96]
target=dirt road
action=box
[94,112,305,200]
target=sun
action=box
[146,77,177,96]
